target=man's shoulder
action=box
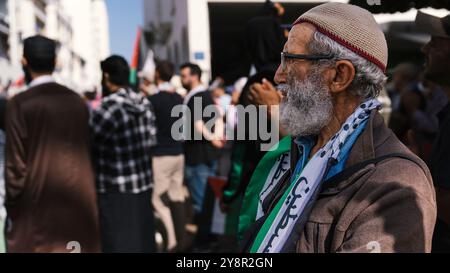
[99,92,127,108]
[194,90,213,103]
[371,154,431,183]
[11,82,81,105]
[16,82,64,95]
[189,90,208,98]
[187,90,210,105]
[149,91,167,100]
[94,94,124,116]
[358,152,435,211]
[168,91,183,101]
[151,91,183,104]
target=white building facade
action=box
[60,0,110,92]
[0,0,110,93]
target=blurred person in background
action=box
[180,63,223,213]
[246,0,287,75]
[139,72,158,97]
[220,70,277,252]
[0,80,4,94]
[148,60,186,252]
[91,55,157,253]
[210,78,233,177]
[388,63,423,149]
[0,87,7,253]
[5,35,100,253]
[387,63,421,112]
[416,11,450,252]
[171,74,187,98]
[211,79,232,115]
[391,80,428,155]
[138,50,158,97]
[180,63,224,250]
[396,77,447,160]
[231,77,248,106]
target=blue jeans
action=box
[185,162,217,213]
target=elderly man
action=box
[239,3,436,253]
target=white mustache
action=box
[277,84,290,97]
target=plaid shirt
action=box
[90,88,157,194]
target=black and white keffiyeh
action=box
[251,99,381,253]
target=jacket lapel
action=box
[321,111,389,195]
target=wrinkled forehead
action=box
[284,23,317,54]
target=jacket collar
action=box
[344,110,381,168]
[290,111,390,195]
[29,75,55,88]
[323,111,392,194]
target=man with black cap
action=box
[416,11,450,252]
[4,35,100,253]
[91,55,157,253]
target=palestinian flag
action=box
[130,27,142,87]
[203,176,242,236]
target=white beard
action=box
[279,72,333,137]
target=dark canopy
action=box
[350,0,450,14]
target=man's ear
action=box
[21,58,28,67]
[329,60,355,94]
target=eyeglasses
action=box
[280,52,335,71]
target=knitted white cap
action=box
[293,2,388,72]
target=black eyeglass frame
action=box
[281,52,335,61]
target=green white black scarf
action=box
[240,99,381,253]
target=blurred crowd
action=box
[0,0,449,254]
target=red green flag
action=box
[130,27,142,86]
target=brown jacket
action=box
[294,111,437,253]
[5,82,100,253]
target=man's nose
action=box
[274,65,286,85]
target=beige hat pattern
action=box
[293,2,388,72]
